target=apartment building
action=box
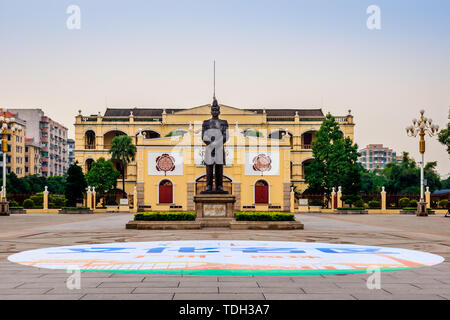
[0,109,26,177]
[358,144,397,171]
[25,138,41,176]
[8,109,68,177]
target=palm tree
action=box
[109,135,136,198]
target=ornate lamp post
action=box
[0,114,22,216]
[406,110,439,216]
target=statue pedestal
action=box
[0,199,10,216]
[194,194,236,227]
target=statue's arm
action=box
[223,121,229,144]
[202,121,210,145]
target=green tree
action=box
[438,122,450,154]
[304,113,362,203]
[85,158,120,196]
[109,135,136,198]
[64,162,87,206]
[46,176,66,194]
[23,175,46,193]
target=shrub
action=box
[61,207,90,210]
[10,207,24,210]
[336,207,365,211]
[409,199,418,208]
[234,212,295,221]
[23,199,34,209]
[49,195,67,209]
[368,200,381,209]
[398,197,410,209]
[134,212,196,221]
[30,193,44,207]
[439,199,448,208]
[341,195,362,207]
[9,200,19,207]
[354,199,365,208]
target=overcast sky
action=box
[0,0,448,175]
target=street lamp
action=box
[406,110,439,216]
[0,114,22,216]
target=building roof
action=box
[432,189,450,196]
[104,107,325,118]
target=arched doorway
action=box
[195,175,232,195]
[255,180,269,204]
[159,180,173,204]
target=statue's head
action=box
[211,98,220,118]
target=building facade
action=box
[25,138,42,176]
[0,109,26,177]
[358,144,397,171]
[8,109,69,177]
[67,139,75,165]
[74,103,354,211]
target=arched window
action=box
[85,159,94,172]
[85,131,96,149]
[140,130,161,139]
[255,180,269,204]
[104,130,126,149]
[159,180,173,204]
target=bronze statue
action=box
[201,98,229,194]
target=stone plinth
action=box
[0,200,10,216]
[194,194,236,227]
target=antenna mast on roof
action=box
[213,60,216,100]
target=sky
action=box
[0,0,449,175]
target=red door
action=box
[255,180,269,204]
[159,180,173,204]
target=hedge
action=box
[234,212,295,221]
[134,212,196,221]
[368,200,381,209]
[402,207,417,211]
[336,207,365,211]
[10,207,24,210]
[61,207,91,210]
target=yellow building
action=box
[0,109,26,178]
[74,103,354,211]
[25,138,41,176]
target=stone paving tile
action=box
[15,282,100,289]
[179,281,258,288]
[0,283,24,289]
[0,288,52,295]
[256,281,306,288]
[98,281,180,288]
[46,287,134,295]
[133,287,219,294]
[173,293,265,300]
[351,294,447,300]
[0,294,84,300]
[81,293,174,300]
[264,293,356,300]
[219,287,304,294]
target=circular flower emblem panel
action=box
[253,154,272,173]
[156,154,175,175]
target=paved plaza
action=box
[0,213,449,300]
